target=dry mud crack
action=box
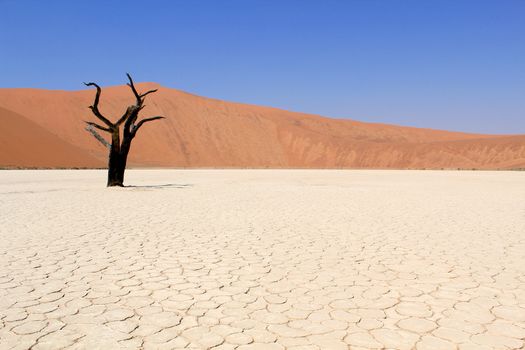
[1,169,524,350]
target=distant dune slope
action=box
[0,84,523,169]
[0,107,103,168]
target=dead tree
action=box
[84,74,164,187]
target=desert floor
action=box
[0,169,524,350]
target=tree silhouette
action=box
[84,74,164,186]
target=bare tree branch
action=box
[83,74,165,187]
[126,73,142,106]
[85,121,111,133]
[125,74,159,105]
[85,124,111,149]
[83,82,114,127]
[131,116,164,135]
[123,108,140,137]
[115,106,134,126]
[140,89,158,99]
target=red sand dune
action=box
[0,106,102,168]
[0,83,524,169]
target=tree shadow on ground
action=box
[125,184,193,189]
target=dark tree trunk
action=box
[83,74,164,187]
[107,128,123,186]
[107,150,126,187]
[108,142,131,187]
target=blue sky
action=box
[1,0,524,134]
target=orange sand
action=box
[0,84,523,169]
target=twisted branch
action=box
[85,74,164,148]
[140,89,158,98]
[85,121,111,133]
[83,82,114,127]
[115,106,134,126]
[131,116,165,136]
[85,124,111,149]
[126,73,142,106]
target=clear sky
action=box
[1,0,524,134]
